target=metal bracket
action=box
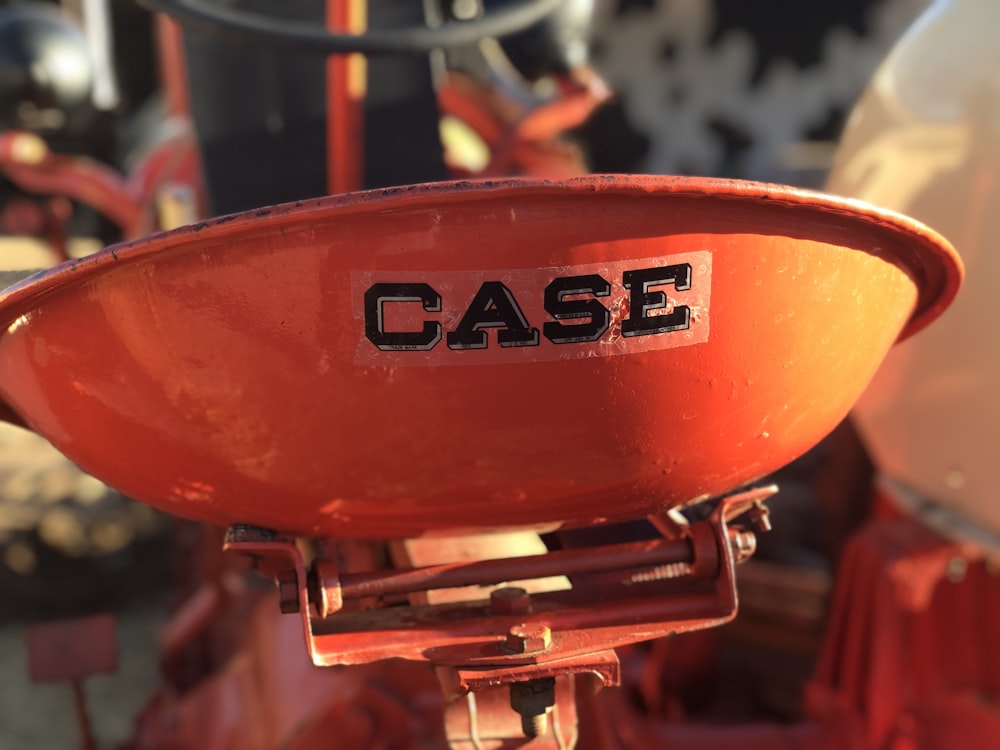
[223,485,775,669]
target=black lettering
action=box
[543,274,611,344]
[621,264,692,337]
[446,281,539,350]
[364,282,442,351]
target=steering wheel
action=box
[138,0,566,55]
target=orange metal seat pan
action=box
[0,176,961,538]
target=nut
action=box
[310,558,343,618]
[509,678,556,737]
[277,571,300,614]
[728,528,757,563]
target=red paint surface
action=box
[0,176,961,538]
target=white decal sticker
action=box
[352,252,711,366]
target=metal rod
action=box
[337,537,694,600]
[82,0,120,110]
[71,679,97,750]
[326,0,366,194]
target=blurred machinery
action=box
[814,1,1000,747]
[0,1,201,256]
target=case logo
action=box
[353,252,711,366]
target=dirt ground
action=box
[0,604,165,749]
[0,423,174,749]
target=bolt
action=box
[748,503,772,532]
[277,571,300,614]
[509,678,556,738]
[729,528,757,563]
[523,712,548,738]
[630,562,692,583]
[505,623,552,654]
[490,586,531,615]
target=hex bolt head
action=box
[490,586,531,615]
[505,623,552,654]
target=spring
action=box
[630,562,692,583]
